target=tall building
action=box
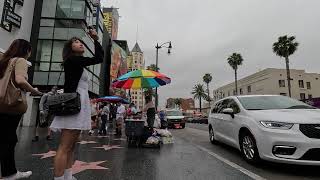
[166,98,195,111]
[1,0,111,127]
[0,0,36,51]
[102,7,119,40]
[213,68,320,101]
[130,42,145,111]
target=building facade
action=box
[213,68,320,101]
[28,0,106,96]
[130,43,145,111]
[166,98,195,111]
[0,0,35,51]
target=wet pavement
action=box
[10,123,320,180]
[12,127,252,180]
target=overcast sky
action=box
[101,0,320,108]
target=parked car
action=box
[165,109,185,128]
[208,95,320,165]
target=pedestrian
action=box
[89,100,98,136]
[99,103,110,136]
[159,110,167,129]
[110,103,117,129]
[32,86,58,142]
[116,103,126,136]
[0,39,42,179]
[50,28,104,180]
[143,95,156,128]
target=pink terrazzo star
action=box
[72,160,108,175]
[32,150,56,159]
[92,135,109,138]
[77,140,97,145]
[93,145,124,151]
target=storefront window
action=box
[40,19,55,27]
[56,0,87,19]
[39,27,54,39]
[33,72,49,85]
[36,40,52,62]
[52,41,65,62]
[48,72,64,85]
[50,63,63,71]
[42,0,58,18]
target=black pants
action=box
[99,115,108,135]
[0,113,22,177]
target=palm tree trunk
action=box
[235,69,238,95]
[199,97,202,112]
[285,57,292,97]
[207,83,210,107]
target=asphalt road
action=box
[181,123,320,180]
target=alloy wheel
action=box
[242,136,255,160]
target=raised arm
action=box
[71,40,104,67]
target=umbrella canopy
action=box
[95,96,130,104]
[112,70,171,89]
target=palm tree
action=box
[174,98,182,109]
[273,35,299,97]
[203,73,212,107]
[191,84,206,112]
[147,64,159,71]
[227,53,244,95]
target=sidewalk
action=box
[12,126,249,180]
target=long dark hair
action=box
[0,39,32,78]
[62,37,85,61]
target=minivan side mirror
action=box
[222,108,235,118]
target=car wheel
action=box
[209,127,218,144]
[181,123,185,129]
[240,132,260,164]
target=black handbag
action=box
[47,67,81,116]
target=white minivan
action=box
[208,95,320,165]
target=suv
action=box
[165,110,185,128]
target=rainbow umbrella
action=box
[95,96,130,104]
[112,70,171,89]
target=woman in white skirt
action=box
[50,28,104,180]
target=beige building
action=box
[129,43,145,111]
[213,68,320,102]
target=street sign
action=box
[1,0,24,32]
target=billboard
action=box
[110,42,127,80]
[103,8,119,40]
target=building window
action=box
[240,88,243,95]
[228,91,230,96]
[247,86,251,93]
[280,93,287,96]
[300,93,306,100]
[307,82,311,89]
[279,80,285,87]
[299,80,304,88]
[308,94,313,99]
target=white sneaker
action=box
[3,171,32,180]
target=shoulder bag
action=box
[0,58,27,114]
[46,67,81,116]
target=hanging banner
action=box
[1,0,24,32]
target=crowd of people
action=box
[0,27,165,179]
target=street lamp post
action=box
[155,41,172,111]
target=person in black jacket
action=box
[50,28,104,180]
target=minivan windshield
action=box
[238,96,316,110]
[166,111,183,116]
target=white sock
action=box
[64,168,72,180]
[54,175,64,180]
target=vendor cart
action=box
[125,118,145,147]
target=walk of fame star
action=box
[32,150,56,159]
[77,140,97,145]
[93,145,124,151]
[72,160,108,174]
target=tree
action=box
[147,64,159,71]
[227,53,244,95]
[203,73,212,107]
[191,84,206,112]
[174,98,182,109]
[273,35,299,97]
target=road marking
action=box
[196,145,266,180]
